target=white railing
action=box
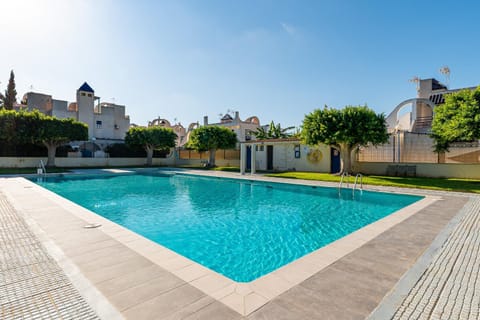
[339,172,350,190]
[339,172,364,198]
[353,173,363,193]
[38,160,46,175]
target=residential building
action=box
[360,77,480,166]
[203,111,261,142]
[240,138,334,174]
[385,78,477,133]
[148,117,199,147]
[20,82,130,151]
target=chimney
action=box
[203,116,208,126]
[234,111,239,121]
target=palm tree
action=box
[255,121,295,139]
[254,126,269,140]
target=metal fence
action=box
[178,148,240,161]
[358,132,480,164]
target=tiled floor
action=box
[391,197,480,320]
[0,170,476,319]
[0,192,99,319]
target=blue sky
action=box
[1,0,479,128]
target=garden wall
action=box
[0,156,239,169]
[357,162,480,179]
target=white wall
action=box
[251,142,331,172]
[51,99,69,118]
[0,157,172,168]
[357,162,480,179]
[77,90,95,138]
[0,156,238,169]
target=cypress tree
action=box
[4,70,17,110]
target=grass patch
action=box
[265,172,480,194]
[212,166,240,172]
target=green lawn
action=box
[265,172,480,194]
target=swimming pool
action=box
[35,172,422,282]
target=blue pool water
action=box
[34,173,422,282]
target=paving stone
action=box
[0,193,99,320]
[392,197,480,320]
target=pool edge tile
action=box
[4,174,448,317]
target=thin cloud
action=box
[281,22,296,36]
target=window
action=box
[255,145,264,152]
[96,120,102,129]
[294,145,301,158]
[81,92,86,96]
[87,93,92,97]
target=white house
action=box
[148,117,200,147]
[240,138,334,174]
[385,78,477,133]
[20,82,130,153]
[203,111,261,142]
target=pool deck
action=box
[0,169,478,319]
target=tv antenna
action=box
[439,66,450,87]
[409,76,420,92]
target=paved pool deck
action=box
[0,169,478,319]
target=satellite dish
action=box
[439,66,450,87]
[409,76,420,91]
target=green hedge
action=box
[0,143,74,157]
[105,143,170,158]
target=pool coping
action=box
[366,194,474,320]
[3,169,446,316]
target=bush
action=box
[0,142,47,157]
[105,143,170,158]
[0,143,75,157]
[105,143,146,158]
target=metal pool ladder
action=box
[339,173,363,197]
[353,173,363,193]
[339,172,350,190]
[38,160,47,176]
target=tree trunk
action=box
[209,148,216,167]
[44,143,57,167]
[339,144,353,174]
[146,147,153,166]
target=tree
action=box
[0,109,17,142]
[0,110,88,166]
[186,126,237,167]
[38,116,88,167]
[431,87,480,152]
[4,70,17,110]
[0,92,5,109]
[301,105,389,174]
[254,121,295,140]
[125,126,177,166]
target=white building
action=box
[385,78,477,133]
[203,111,261,142]
[148,117,199,147]
[21,82,130,151]
[240,139,334,174]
